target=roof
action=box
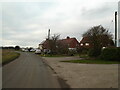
[61,38,78,44]
[40,37,79,49]
[39,40,46,45]
[80,37,92,43]
[59,37,79,48]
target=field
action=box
[2,49,20,65]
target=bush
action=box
[15,46,20,50]
[88,48,101,57]
[77,47,89,54]
[100,47,120,61]
[68,49,77,56]
[117,47,120,58]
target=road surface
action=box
[2,52,61,88]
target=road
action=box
[2,52,61,88]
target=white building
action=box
[118,1,120,47]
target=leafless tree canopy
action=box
[48,34,69,54]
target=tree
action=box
[15,46,20,50]
[28,47,33,52]
[57,40,69,54]
[48,34,60,54]
[83,25,114,57]
[48,34,69,55]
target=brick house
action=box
[79,36,114,48]
[60,36,79,50]
[39,36,79,51]
[39,40,49,49]
[79,37,92,48]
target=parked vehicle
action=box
[30,48,36,52]
[35,49,41,54]
[22,48,28,52]
[24,49,29,52]
[43,49,51,54]
[22,48,25,52]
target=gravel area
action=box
[42,56,118,88]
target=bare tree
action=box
[48,34,69,55]
[48,34,60,54]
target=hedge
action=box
[88,48,101,57]
[100,47,120,61]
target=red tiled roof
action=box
[40,37,79,49]
[41,40,50,49]
[60,37,79,48]
[80,37,92,43]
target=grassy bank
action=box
[61,59,120,64]
[2,49,20,65]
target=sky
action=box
[0,0,119,48]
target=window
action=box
[85,43,89,46]
[80,43,83,46]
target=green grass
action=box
[2,49,20,65]
[61,59,120,64]
[79,54,89,58]
[39,54,70,57]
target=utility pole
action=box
[115,11,117,47]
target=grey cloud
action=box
[81,2,117,20]
[2,1,118,47]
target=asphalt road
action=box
[2,52,61,88]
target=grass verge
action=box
[39,54,70,57]
[2,49,20,66]
[61,59,120,64]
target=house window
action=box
[85,43,89,46]
[80,43,83,46]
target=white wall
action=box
[118,1,120,47]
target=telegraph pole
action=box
[115,11,117,47]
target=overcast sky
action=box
[1,0,119,48]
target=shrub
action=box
[77,47,89,55]
[15,46,20,50]
[100,47,120,61]
[68,49,77,56]
[88,48,101,57]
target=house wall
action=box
[118,1,120,47]
[69,39,79,48]
[39,44,43,50]
[80,42,92,48]
[79,37,93,48]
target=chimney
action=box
[67,36,70,39]
[48,29,50,40]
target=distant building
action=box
[80,36,114,48]
[39,39,51,50]
[60,36,79,50]
[39,36,79,51]
[79,37,92,48]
